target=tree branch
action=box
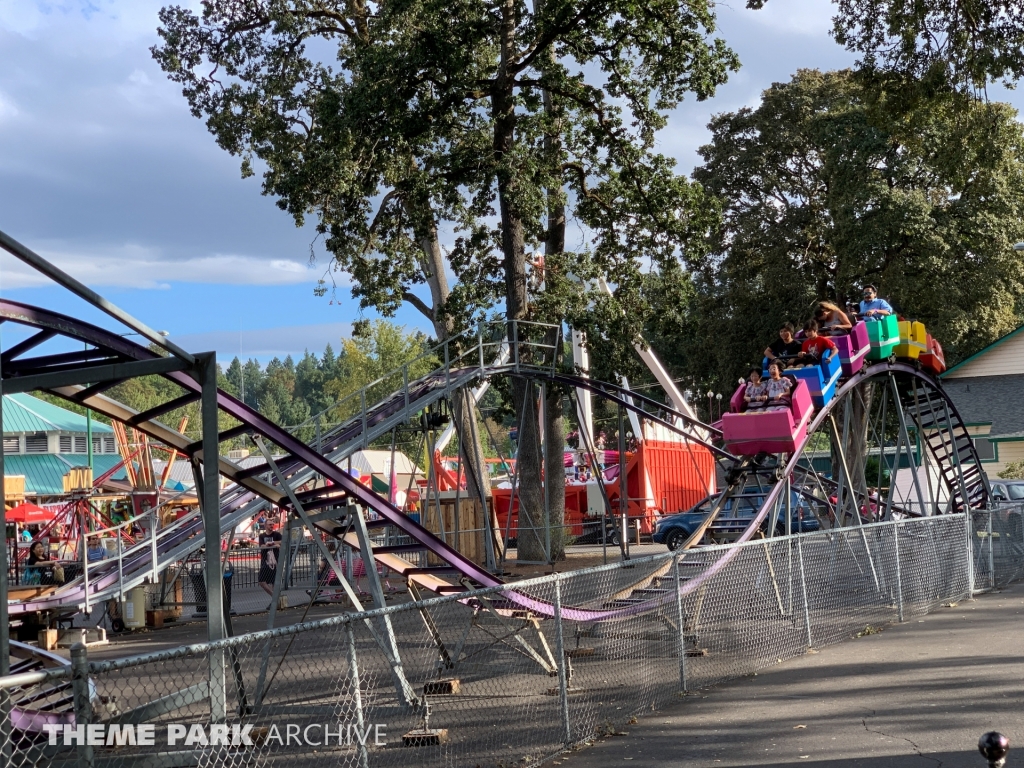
[401,290,434,322]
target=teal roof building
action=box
[3,393,125,498]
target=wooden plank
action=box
[422,498,486,566]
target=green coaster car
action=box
[866,314,899,360]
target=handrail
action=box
[286,319,561,437]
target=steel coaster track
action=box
[0,301,724,619]
[0,301,985,625]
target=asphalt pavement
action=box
[558,579,1024,768]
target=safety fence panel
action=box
[0,512,1019,768]
[971,506,1024,591]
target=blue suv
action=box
[653,489,820,550]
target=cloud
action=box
[172,322,353,361]
[0,244,314,289]
[0,1,326,293]
[0,90,17,121]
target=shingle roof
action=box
[3,393,113,434]
[3,454,126,496]
[943,375,1024,438]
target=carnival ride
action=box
[0,230,988,732]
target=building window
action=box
[103,436,116,454]
[59,436,73,453]
[24,433,48,454]
[3,437,19,455]
[75,436,88,453]
[973,437,997,462]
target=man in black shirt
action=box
[765,323,802,366]
[765,321,802,364]
[258,520,282,601]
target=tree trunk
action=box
[544,378,566,561]
[832,380,873,523]
[513,380,548,560]
[492,0,547,561]
[406,196,494,554]
[539,3,567,561]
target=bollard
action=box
[979,732,1009,768]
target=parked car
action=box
[989,480,1024,505]
[653,489,820,550]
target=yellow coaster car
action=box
[895,320,927,360]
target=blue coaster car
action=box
[785,352,841,409]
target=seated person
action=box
[859,284,894,320]
[743,368,768,411]
[814,302,852,336]
[764,323,802,365]
[764,362,794,410]
[87,538,107,562]
[792,320,838,368]
[24,541,59,585]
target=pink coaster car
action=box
[832,321,869,377]
[723,379,815,455]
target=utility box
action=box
[123,586,147,629]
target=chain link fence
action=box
[3,508,1022,768]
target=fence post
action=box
[552,575,572,747]
[965,511,976,596]
[345,621,370,768]
[987,510,996,589]
[893,521,904,622]
[70,642,95,768]
[150,508,159,583]
[0,686,12,767]
[674,554,688,693]
[797,538,813,648]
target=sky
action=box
[0,0,1021,365]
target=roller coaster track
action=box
[1,299,988,623]
[0,301,723,620]
[0,300,991,736]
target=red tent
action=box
[6,503,56,524]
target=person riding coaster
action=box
[723,361,815,455]
[814,302,852,336]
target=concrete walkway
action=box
[560,580,1024,768]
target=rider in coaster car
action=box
[764,322,803,367]
[813,301,852,336]
[859,284,894,320]
[793,320,838,369]
[764,361,795,410]
[743,368,769,412]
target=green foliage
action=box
[324,320,438,423]
[830,0,1024,94]
[31,322,437,450]
[152,0,736,369]
[665,69,1024,393]
[998,460,1024,479]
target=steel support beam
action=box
[890,375,929,517]
[196,352,226,721]
[2,355,189,394]
[0,329,56,365]
[251,437,420,708]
